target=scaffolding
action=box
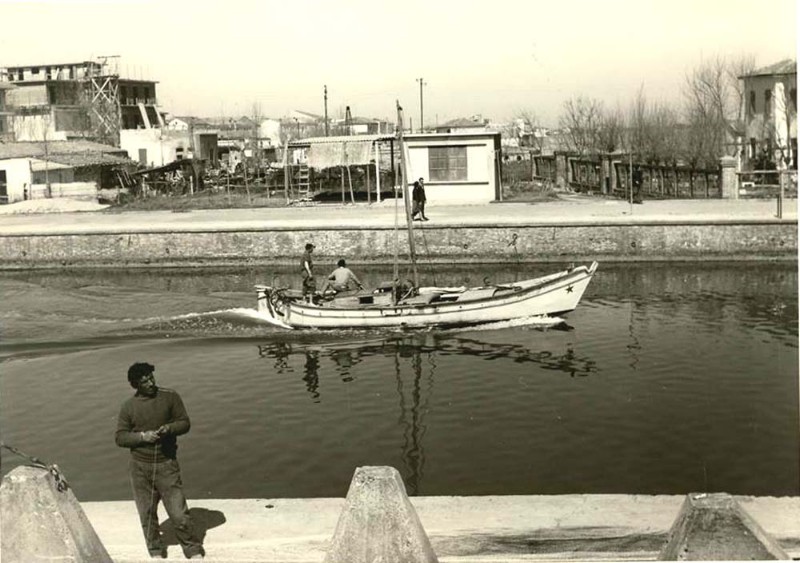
[84,56,121,147]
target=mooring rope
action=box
[0,443,69,492]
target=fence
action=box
[736,169,798,199]
[29,182,98,200]
[613,163,721,199]
[531,153,722,199]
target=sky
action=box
[0,0,796,127]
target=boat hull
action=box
[256,262,598,330]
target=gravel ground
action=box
[0,199,109,214]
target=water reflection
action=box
[257,331,599,401]
[256,330,597,493]
[303,351,320,402]
[393,342,433,495]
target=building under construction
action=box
[1,57,161,147]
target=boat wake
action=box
[446,315,568,333]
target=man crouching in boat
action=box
[115,362,205,559]
[323,258,364,294]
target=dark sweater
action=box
[115,387,190,463]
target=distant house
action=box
[288,109,323,124]
[0,81,14,141]
[404,131,502,203]
[332,116,394,136]
[0,140,132,203]
[120,128,219,168]
[434,115,491,134]
[739,59,797,169]
[166,116,214,132]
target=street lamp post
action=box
[416,78,426,133]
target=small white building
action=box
[120,129,218,167]
[0,140,131,203]
[404,131,502,203]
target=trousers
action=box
[129,457,205,558]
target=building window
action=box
[31,67,40,75]
[791,88,797,112]
[749,138,757,159]
[428,146,467,181]
[749,90,756,114]
[765,89,772,117]
[0,170,7,203]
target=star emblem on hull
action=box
[566,285,574,293]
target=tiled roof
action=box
[48,153,132,167]
[437,117,489,128]
[744,59,797,77]
[0,140,130,161]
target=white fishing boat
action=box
[255,101,598,330]
[256,261,598,330]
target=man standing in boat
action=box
[115,362,205,560]
[324,258,364,294]
[301,242,316,300]
[411,177,429,221]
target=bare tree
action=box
[682,56,745,168]
[559,96,605,156]
[598,104,625,153]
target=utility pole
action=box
[416,78,426,133]
[324,85,329,137]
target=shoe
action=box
[422,217,430,221]
[189,555,204,560]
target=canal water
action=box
[0,262,797,502]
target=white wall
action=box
[12,113,67,142]
[0,158,33,202]
[258,119,282,146]
[166,118,189,131]
[120,129,193,167]
[404,133,498,203]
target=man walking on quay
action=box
[116,362,205,560]
[411,177,429,221]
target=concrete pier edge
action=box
[659,492,791,560]
[0,465,112,562]
[0,200,795,268]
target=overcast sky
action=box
[1,0,796,126]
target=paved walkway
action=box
[80,494,800,562]
[0,197,795,235]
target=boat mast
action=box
[396,101,419,287]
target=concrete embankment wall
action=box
[0,220,796,268]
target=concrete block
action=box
[324,465,438,563]
[659,492,790,560]
[1,465,112,562]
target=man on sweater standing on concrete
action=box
[116,362,205,559]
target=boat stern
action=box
[254,285,294,329]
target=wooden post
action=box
[375,141,381,203]
[396,102,418,288]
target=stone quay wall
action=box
[0,220,796,269]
